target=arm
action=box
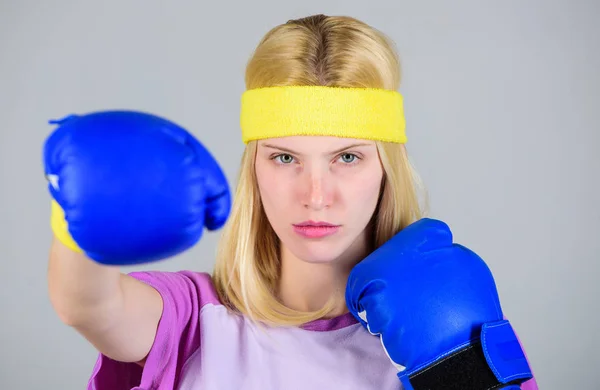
[42,110,231,388]
[47,237,163,365]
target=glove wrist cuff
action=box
[399,320,533,390]
[50,199,83,253]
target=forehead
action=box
[258,136,375,152]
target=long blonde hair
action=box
[212,14,427,327]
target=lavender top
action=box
[86,271,539,389]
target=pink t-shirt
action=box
[86,270,538,390]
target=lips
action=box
[292,221,341,238]
[294,220,338,227]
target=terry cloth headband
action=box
[239,86,407,144]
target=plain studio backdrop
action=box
[1,1,598,389]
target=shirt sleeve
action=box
[522,377,539,389]
[516,326,539,390]
[86,270,218,390]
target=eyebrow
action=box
[261,142,373,155]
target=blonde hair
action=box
[212,14,427,327]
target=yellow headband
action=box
[239,86,406,144]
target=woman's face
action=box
[255,136,384,265]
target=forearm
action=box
[47,236,123,326]
[47,236,163,363]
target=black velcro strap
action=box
[408,340,520,390]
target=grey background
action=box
[1,1,598,389]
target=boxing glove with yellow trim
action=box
[43,111,231,265]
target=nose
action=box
[301,167,333,210]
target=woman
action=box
[46,14,537,389]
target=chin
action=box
[285,235,349,264]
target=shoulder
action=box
[127,269,222,310]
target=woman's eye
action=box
[275,154,294,164]
[340,153,357,163]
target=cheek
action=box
[256,164,289,213]
[343,168,383,213]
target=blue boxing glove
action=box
[44,110,230,265]
[345,218,534,390]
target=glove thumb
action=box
[204,185,231,230]
[185,134,231,230]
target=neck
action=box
[277,232,372,318]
